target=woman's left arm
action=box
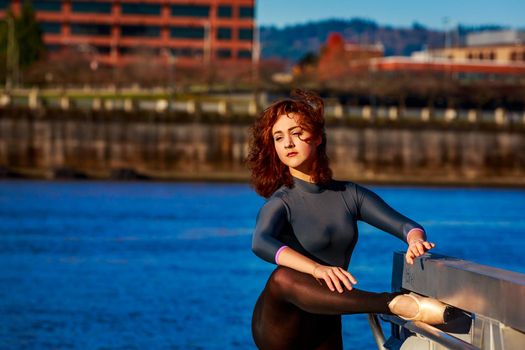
[404,228,435,264]
[353,184,435,264]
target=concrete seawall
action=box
[1,107,524,185]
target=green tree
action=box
[16,0,45,68]
[0,1,44,86]
[0,8,19,87]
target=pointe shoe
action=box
[389,292,448,325]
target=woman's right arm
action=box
[252,198,356,293]
[251,197,289,264]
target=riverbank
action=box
[2,103,524,187]
[2,166,525,188]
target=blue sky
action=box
[257,0,525,30]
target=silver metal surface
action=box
[384,252,525,349]
[382,315,480,350]
[391,252,525,333]
[368,314,388,350]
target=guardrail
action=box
[368,252,525,349]
[1,90,525,126]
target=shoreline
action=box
[2,167,525,188]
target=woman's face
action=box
[271,112,320,176]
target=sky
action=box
[257,0,525,30]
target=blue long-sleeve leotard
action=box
[252,177,425,269]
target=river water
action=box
[1,180,524,349]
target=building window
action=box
[121,25,161,37]
[118,47,133,55]
[522,51,525,61]
[238,50,251,59]
[70,23,111,36]
[239,6,254,18]
[170,47,204,58]
[121,3,161,15]
[171,5,209,17]
[489,52,495,60]
[32,1,62,12]
[46,44,62,52]
[93,45,111,54]
[72,2,112,14]
[119,47,161,55]
[217,49,232,59]
[467,53,473,59]
[39,22,61,34]
[170,26,205,39]
[238,28,253,41]
[478,52,483,60]
[217,27,232,40]
[218,5,232,18]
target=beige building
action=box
[428,30,525,63]
[429,45,525,63]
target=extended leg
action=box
[252,267,399,350]
[267,266,398,315]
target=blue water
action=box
[0,181,524,349]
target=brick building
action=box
[0,0,256,67]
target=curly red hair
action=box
[247,90,332,198]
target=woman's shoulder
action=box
[257,187,291,220]
[267,185,291,202]
[330,179,359,191]
[330,179,373,200]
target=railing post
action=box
[467,109,477,123]
[421,108,430,121]
[362,105,372,120]
[494,108,505,125]
[368,314,387,350]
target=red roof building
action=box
[316,32,383,80]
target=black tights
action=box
[252,266,400,350]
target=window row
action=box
[40,22,253,41]
[510,51,525,61]
[467,52,497,60]
[215,48,252,59]
[6,2,254,18]
[217,28,253,40]
[464,51,525,62]
[45,44,252,59]
[125,47,252,59]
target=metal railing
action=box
[368,252,525,350]
[1,90,524,126]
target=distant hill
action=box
[259,18,508,62]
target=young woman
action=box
[247,90,450,350]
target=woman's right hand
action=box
[312,265,357,293]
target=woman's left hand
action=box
[405,240,435,264]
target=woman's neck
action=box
[289,167,315,183]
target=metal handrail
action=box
[381,315,480,350]
[367,314,387,350]
[380,252,525,350]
